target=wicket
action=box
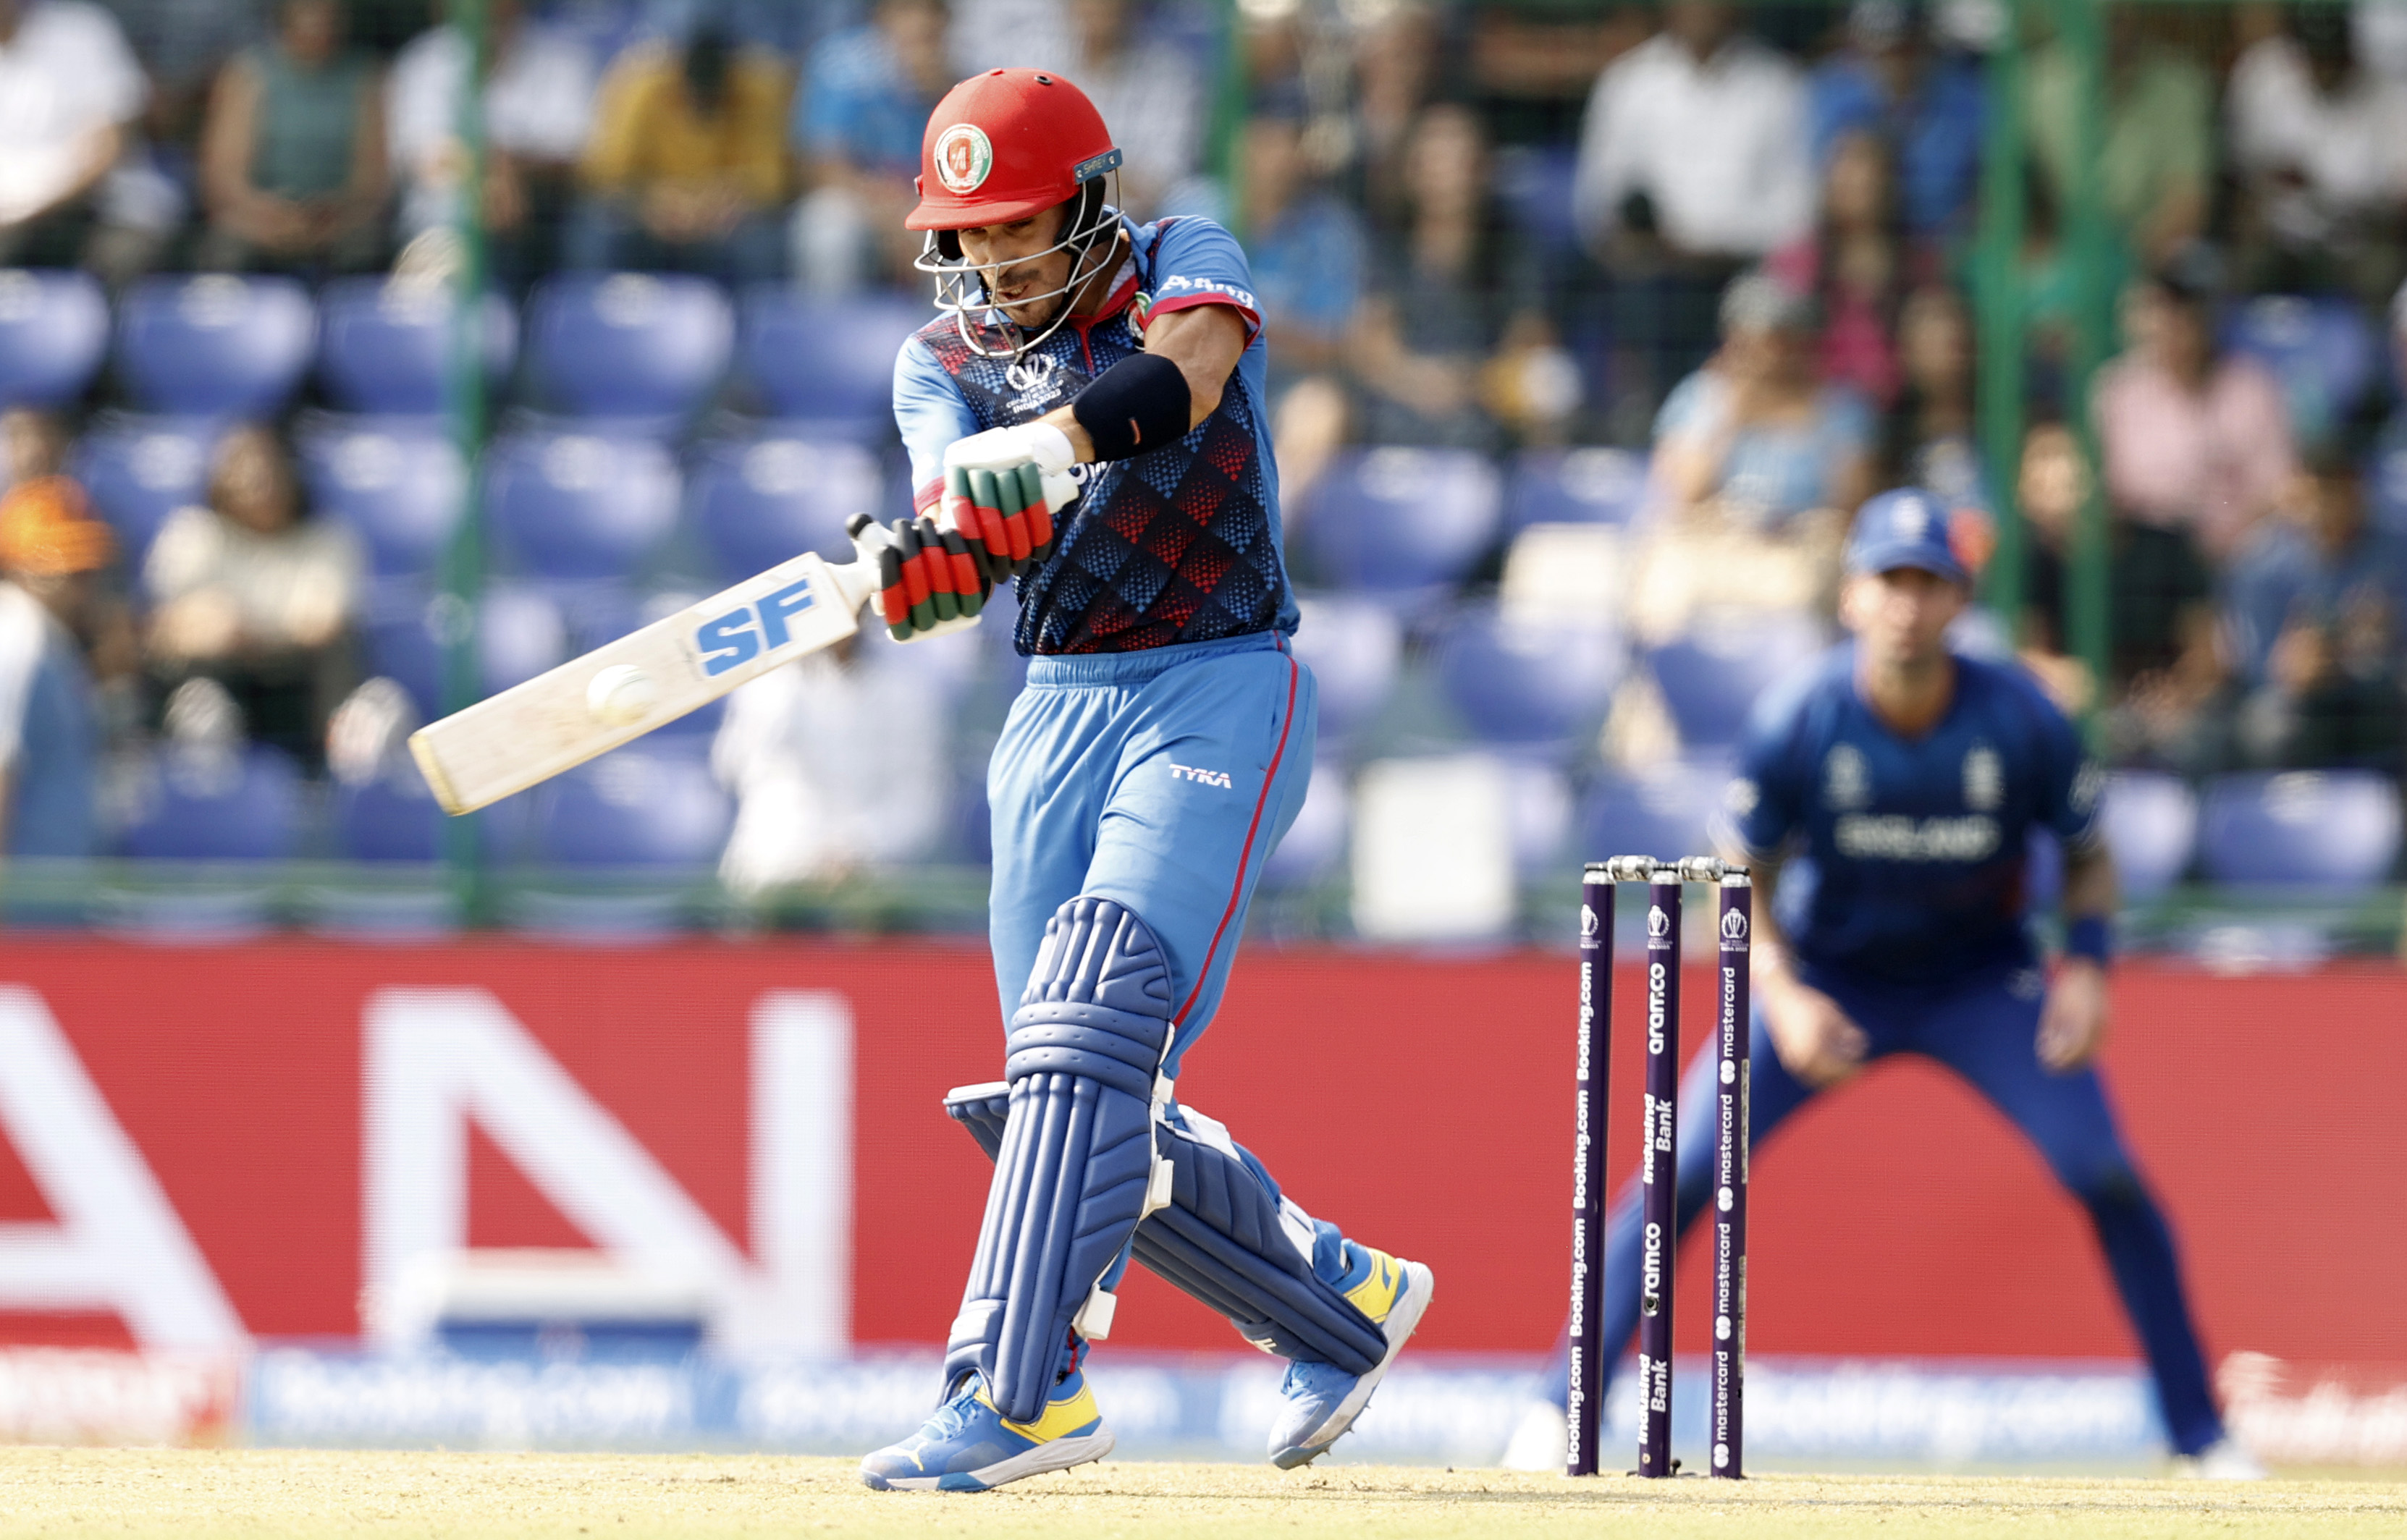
[1566,855,1751,1480]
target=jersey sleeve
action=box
[2027,681,2106,854]
[893,334,979,515]
[1720,682,1813,861]
[1144,217,1263,341]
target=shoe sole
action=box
[1270,1259,1436,1470]
[861,1429,1116,1492]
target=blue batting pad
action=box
[945,897,1175,1423]
[943,1093,1385,1380]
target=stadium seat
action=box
[2369,441,2407,536]
[331,758,530,863]
[2222,295,2378,447]
[1506,447,1650,533]
[1578,758,1733,869]
[364,584,568,720]
[523,271,734,422]
[2101,771,2199,902]
[114,274,316,417]
[1434,603,1622,750]
[1289,593,1401,749]
[2199,770,2402,888]
[119,745,305,861]
[1647,612,1826,753]
[738,289,927,433]
[298,427,466,580]
[316,278,518,415]
[1504,758,1574,877]
[533,747,733,868]
[1299,447,1502,600]
[71,417,217,562]
[688,434,882,580]
[0,268,109,407]
[1491,143,1582,258]
[483,431,679,580]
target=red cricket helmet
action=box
[906,68,1123,232]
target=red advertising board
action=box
[0,939,2399,1372]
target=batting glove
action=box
[940,423,1078,581]
[848,512,986,643]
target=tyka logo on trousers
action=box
[1168,763,1233,789]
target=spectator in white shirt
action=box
[1572,0,1813,263]
[1064,0,1201,221]
[1572,0,1812,426]
[0,0,155,277]
[2227,4,2407,305]
[388,0,597,289]
[712,635,956,892]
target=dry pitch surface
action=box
[1,1450,2401,1539]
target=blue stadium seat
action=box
[2369,440,2407,536]
[1289,593,1401,749]
[114,274,316,417]
[71,417,217,562]
[2199,770,2401,888]
[1492,143,1582,257]
[1299,447,1502,600]
[119,746,305,861]
[533,747,733,868]
[1647,612,1826,753]
[364,584,568,720]
[1506,447,1650,533]
[2222,295,2379,447]
[1434,603,1622,750]
[332,766,447,863]
[1578,758,1732,868]
[1505,758,1574,876]
[524,271,734,422]
[298,427,466,580]
[738,289,927,433]
[484,431,680,580]
[688,434,882,580]
[316,278,518,415]
[0,268,109,407]
[2102,771,2198,902]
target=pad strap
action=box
[1071,352,1192,461]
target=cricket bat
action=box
[409,548,880,816]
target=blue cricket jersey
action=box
[892,211,1297,656]
[1724,644,2104,983]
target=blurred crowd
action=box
[6,0,2407,920]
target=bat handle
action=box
[838,516,889,619]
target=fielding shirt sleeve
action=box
[893,334,979,515]
[2029,683,2107,855]
[1145,217,1264,341]
[1720,692,1809,864]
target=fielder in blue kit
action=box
[853,69,1432,1492]
[1522,489,2259,1477]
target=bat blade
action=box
[408,551,874,816]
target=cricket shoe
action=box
[1267,1247,1436,1469]
[2170,1437,2269,1481]
[859,1368,1115,1492]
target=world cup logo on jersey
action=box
[934,123,994,193]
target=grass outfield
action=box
[1,1452,2403,1539]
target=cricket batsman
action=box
[853,69,1433,1492]
[1514,488,2259,1478]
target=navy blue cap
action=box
[1845,486,1981,584]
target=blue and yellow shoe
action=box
[1267,1247,1435,1469]
[859,1368,1115,1492]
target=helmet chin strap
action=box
[918,172,1124,363]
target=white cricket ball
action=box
[586,663,659,726]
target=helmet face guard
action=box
[914,172,1123,363]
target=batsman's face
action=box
[956,210,1081,331]
[1844,565,1965,669]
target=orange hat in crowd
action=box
[0,477,116,578]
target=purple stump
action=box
[1637,868,1681,1477]
[1566,864,1613,1476]
[1711,873,1751,1478]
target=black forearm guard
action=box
[1071,351,1193,461]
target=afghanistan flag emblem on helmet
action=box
[935,123,995,194]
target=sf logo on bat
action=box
[695,578,818,676]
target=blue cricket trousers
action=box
[1584,958,2227,1456]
